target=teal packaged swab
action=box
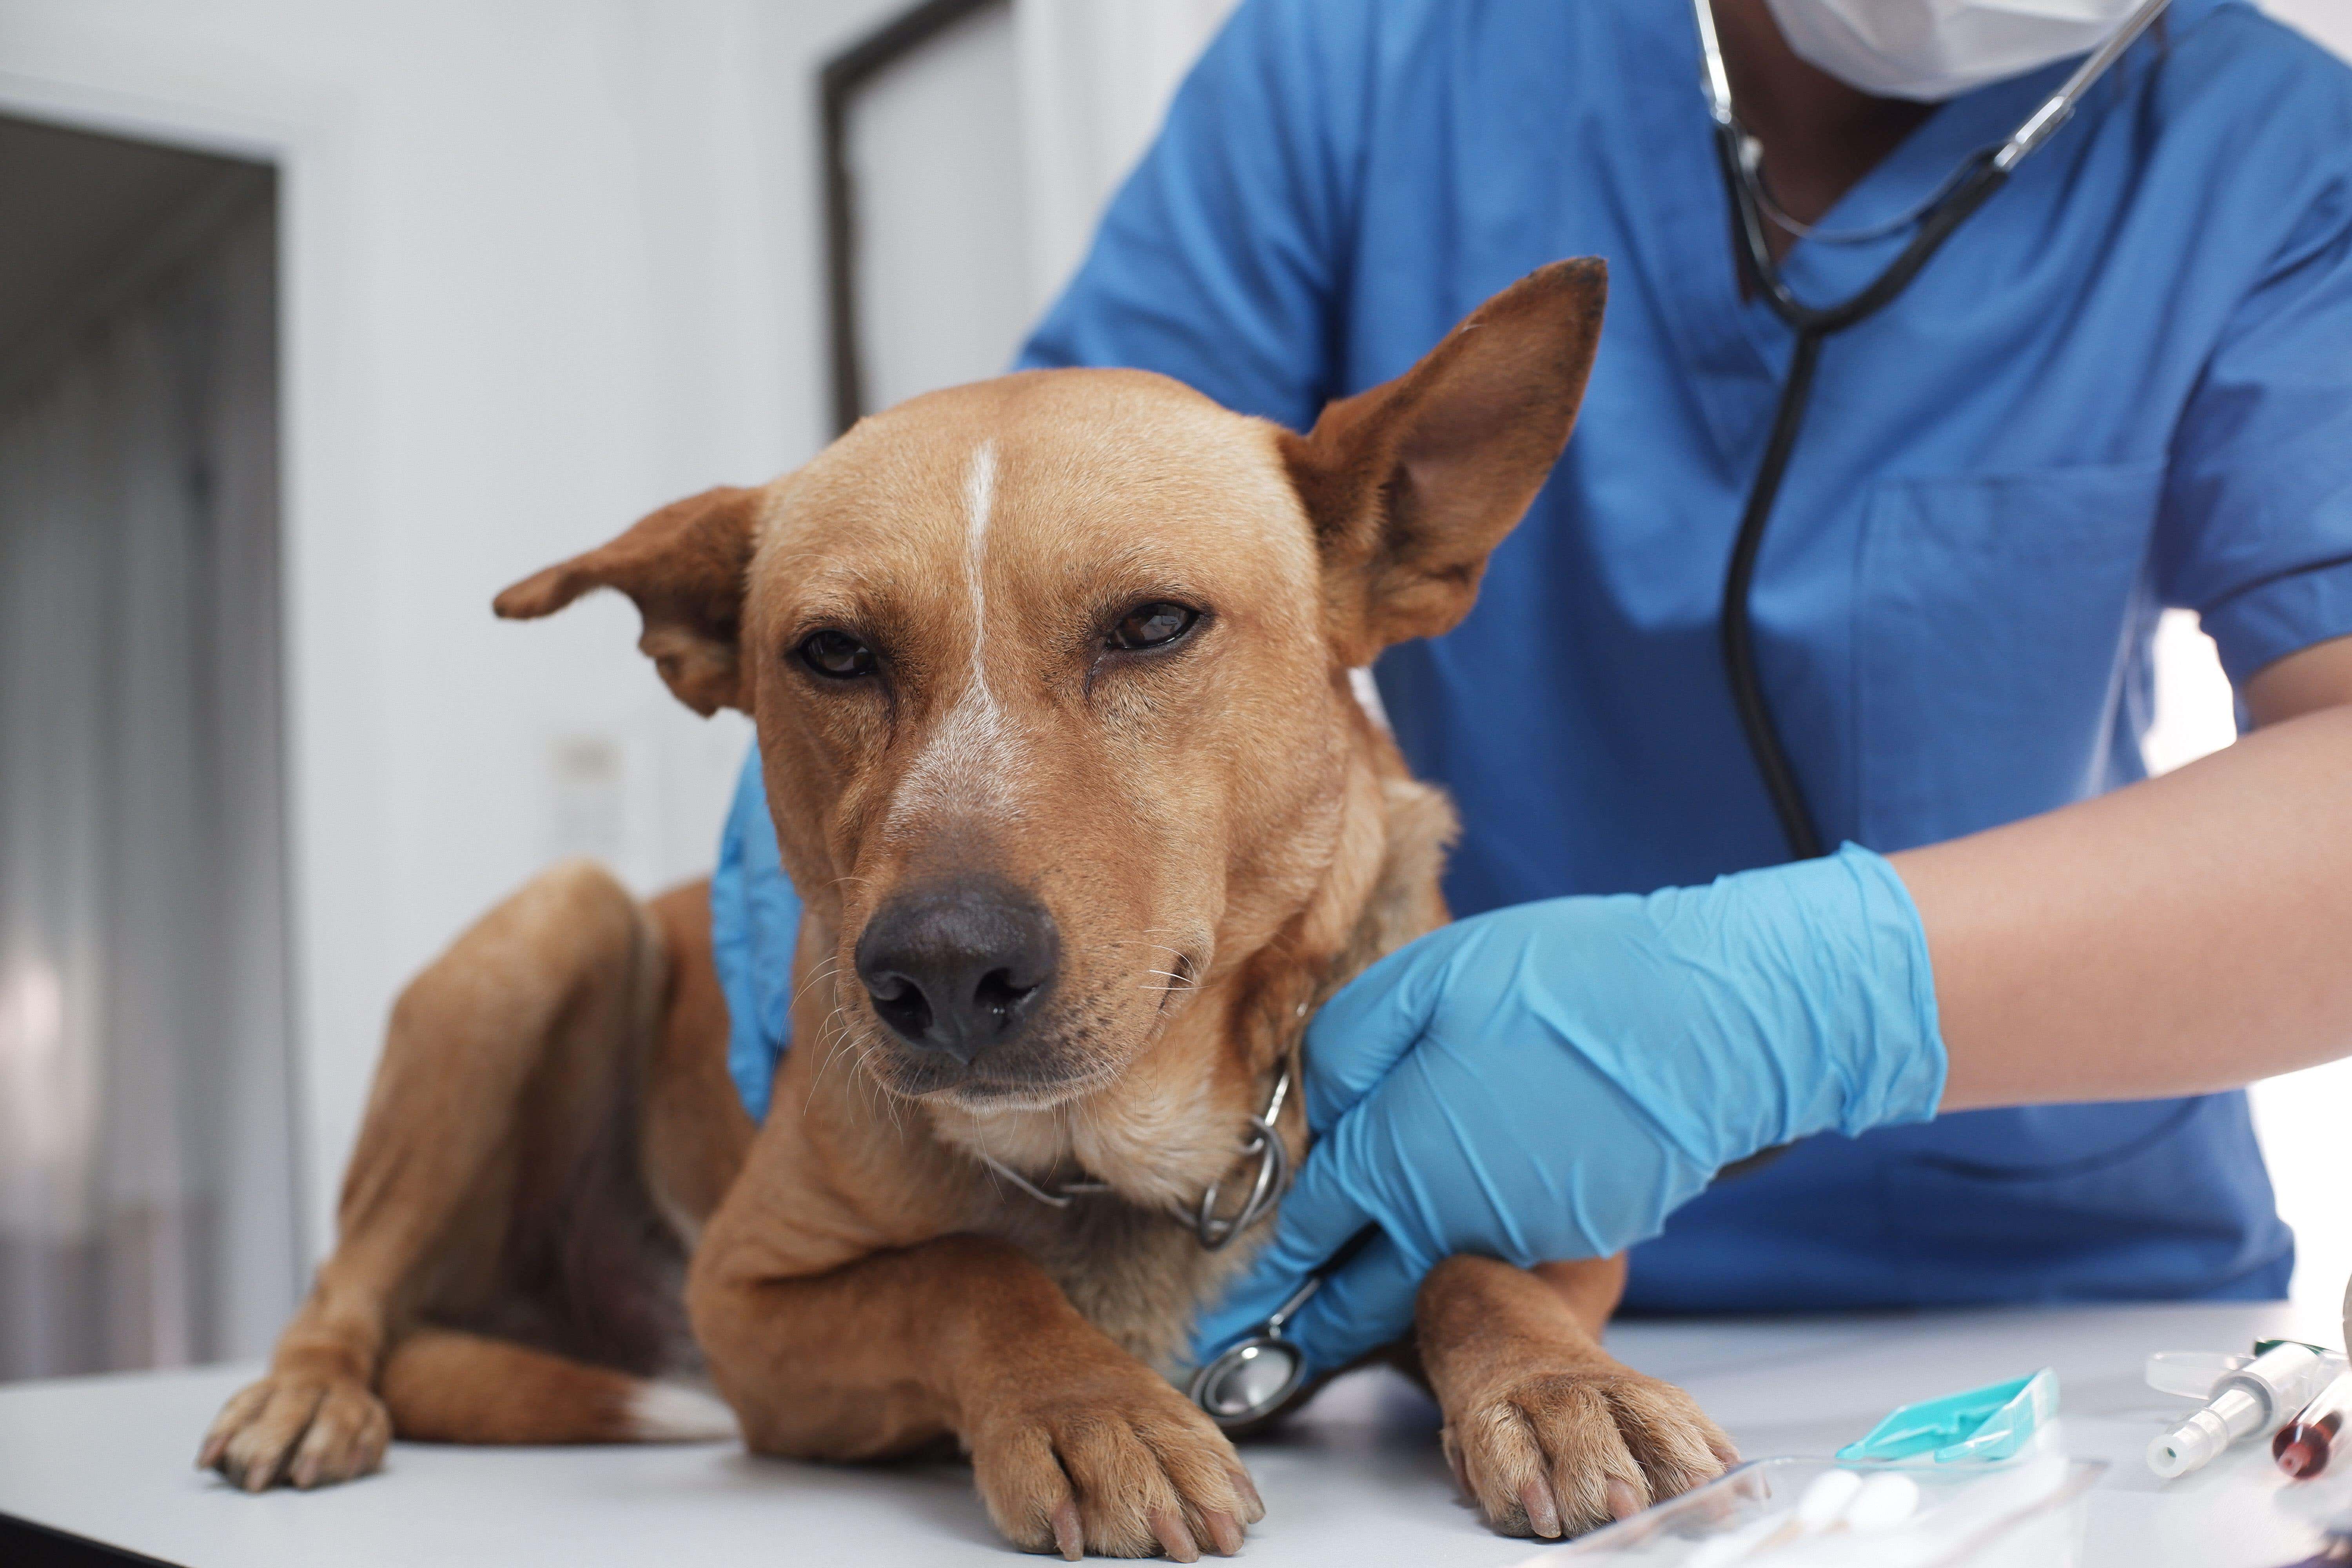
[1835,1367,2058,1465]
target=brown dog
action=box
[200,259,1732,1555]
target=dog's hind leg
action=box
[200,859,667,1490]
[376,1328,733,1445]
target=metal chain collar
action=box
[975,1050,1297,1250]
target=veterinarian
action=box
[714,0,2352,1376]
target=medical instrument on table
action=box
[1686,1468,1919,1567]
[2148,1340,2333,1481]
[2278,1370,2352,1479]
[1835,1368,2057,1466]
[2147,1348,2258,1397]
[1690,0,2172,860]
[2286,1276,2352,1481]
[1566,1454,2105,1566]
[2143,1340,2341,1399]
[1188,1227,1377,1428]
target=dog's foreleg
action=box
[1415,1255,1735,1541]
[688,1228,1263,1561]
[200,859,662,1490]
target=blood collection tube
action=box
[2276,1370,2352,1479]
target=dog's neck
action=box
[926,710,1456,1221]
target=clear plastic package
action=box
[1540,1453,2106,1567]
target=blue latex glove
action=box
[1190,844,1946,1375]
[710,744,802,1123]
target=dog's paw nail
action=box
[1607,1476,1645,1521]
[1520,1477,1563,1539]
[1151,1505,1200,1561]
[1228,1465,1265,1522]
[1442,1434,1469,1499]
[1204,1507,1245,1555]
[1052,1498,1084,1562]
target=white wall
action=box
[845,0,1239,412]
[0,0,918,1259]
[848,2,1033,414]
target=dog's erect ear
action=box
[1281,258,1606,666]
[492,485,763,716]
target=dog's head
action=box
[498,261,1604,1112]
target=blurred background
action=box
[0,0,2346,1384]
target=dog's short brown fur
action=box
[203,260,1732,1555]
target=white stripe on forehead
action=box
[886,438,1024,834]
[963,439,997,700]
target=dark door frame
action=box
[820,0,1011,437]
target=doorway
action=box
[0,112,298,1379]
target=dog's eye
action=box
[797,629,875,679]
[1108,602,1199,653]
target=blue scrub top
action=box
[718,0,2352,1310]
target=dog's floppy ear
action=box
[1281,258,1606,666]
[492,484,763,715]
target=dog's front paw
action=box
[969,1362,1264,1560]
[198,1369,392,1492]
[1441,1365,1735,1540]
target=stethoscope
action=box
[1188,2,2176,1433]
[1693,0,2170,859]
[1189,1229,1377,1430]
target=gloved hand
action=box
[1190,843,1946,1376]
[710,744,802,1123]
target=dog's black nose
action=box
[855,877,1059,1065]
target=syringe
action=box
[2148,1341,2335,1480]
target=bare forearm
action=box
[1896,692,2352,1110]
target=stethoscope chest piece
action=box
[1187,1232,1374,1429]
[1190,1335,1310,1428]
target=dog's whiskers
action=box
[789,955,844,1010]
[801,1004,861,1113]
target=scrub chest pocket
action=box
[1855,461,2170,852]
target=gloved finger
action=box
[1278,1227,1425,1376]
[1188,1135,1381,1363]
[1299,933,1452,1133]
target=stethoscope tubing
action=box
[1704,0,2165,860]
[1713,136,2008,861]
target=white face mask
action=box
[1762,0,2151,102]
